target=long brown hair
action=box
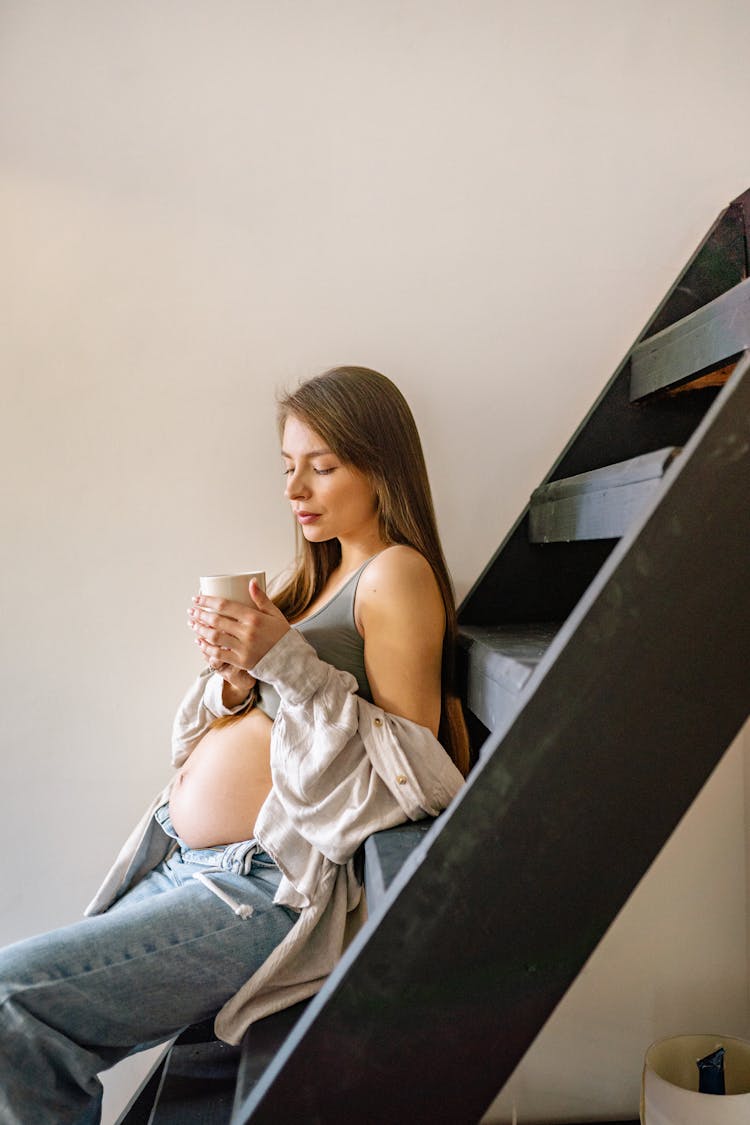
[274,366,470,776]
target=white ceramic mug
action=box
[199,571,266,605]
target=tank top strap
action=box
[333,552,381,619]
[296,552,382,628]
[256,553,382,721]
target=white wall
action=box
[1,2,748,1120]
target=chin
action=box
[301,525,333,542]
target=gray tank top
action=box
[257,556,375,720]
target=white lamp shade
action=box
[642,1034,750,1124]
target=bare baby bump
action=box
[169,707,274,849]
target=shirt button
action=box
[374,717,383,726]
[396,774,407,785]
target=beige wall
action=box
[1,2,748,1120]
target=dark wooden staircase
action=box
[120,189,750,1124]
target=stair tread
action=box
[529,448,679,543]
[458,623,560,733]
[459,623,560,692]
[363,820,434,909]
[631,274,750,399]
[531,447,679,501]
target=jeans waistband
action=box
[154,802,265,877]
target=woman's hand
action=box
[188,578,290,682]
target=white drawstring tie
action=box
[193,871,254,919]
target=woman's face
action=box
[281,414,380,547]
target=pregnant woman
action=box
[0,365,469,1124]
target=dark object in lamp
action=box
[697,1046,726,1094]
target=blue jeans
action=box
[0,822,297,1125]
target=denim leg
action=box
[0,855,296,1125]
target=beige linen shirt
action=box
[86,628,464,1044]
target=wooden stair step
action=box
[459,623,560,733]
[529,448,679,543]
[630,275,750,400]
[363,820,434,911]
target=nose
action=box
[284,467,311,501]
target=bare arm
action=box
[356,546,445,737]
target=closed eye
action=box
[283,464,336,476]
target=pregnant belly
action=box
[169,707,274,849]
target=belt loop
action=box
[221,838,259,876]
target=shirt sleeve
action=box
[170,668,253,767]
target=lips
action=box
[295,511,321,524]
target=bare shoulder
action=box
[361,544,439,593]
[356,546,445,732]
[356,545,444,626]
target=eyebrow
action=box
[280,448,333,459]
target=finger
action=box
[198,636,245,671]
[193,621,240,649]
[198,640,230,669]
[190,607,243,639]
[198,640,221,671]
[248,579,283,618]
[192,595,247,622]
